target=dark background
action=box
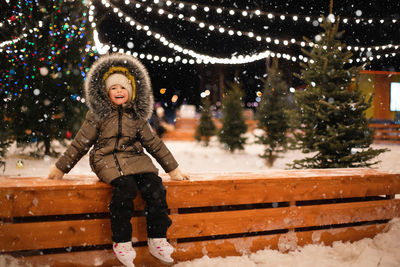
[2,0,399,109]
[93,0,399,109]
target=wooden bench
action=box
[162,118,257,141]
[370,123,400,144]
[1,169,400,267]
[162,118,198,141]
[163,120,400,143]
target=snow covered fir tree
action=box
[0,1,95,156]
[289,17,387,169]
[255,58,290,166]
[218,82,248,152]
[195,96,216,146]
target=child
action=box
[48,53,188,267]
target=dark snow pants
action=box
[109,173,172,243]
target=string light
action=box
[122,0,399,53]
[96,1,399,65]
[3,1,395,66]
[90,4,194,63]
[138,0,399,25]
[0,38,22,49]
[99,1,305,64]
[93,31,198,64]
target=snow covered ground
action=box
[175,218,400,267]
[3,135,400,177]
[1,137,400,266]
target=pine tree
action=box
[0,1,96,156]
[218,82,248,152]
[255,58,290,166]
[290,17,387,169]
[195,96,216,146]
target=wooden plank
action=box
[0,187,145,219]
[18,224,389,266]
[162,130,195,141]
[2,200,399,252]
[169,199,400,239]
[1,169,400,218]
[1,169,397,189]
[0,218,147,252]
[374,135,400,140]
[361,70,400,75]
[175,118,198,129]
[0,176,104,190]
[370,123,400,128]
[18,246,169,267]
[19,250,121,267]
[8,188,111,218]
[374,129,400,133]
[166,172,400,208]
[0,191,14,220]
[373,140,400,144]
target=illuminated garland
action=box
[90,4,195,63]
[3,1,397,66]
[93,28,198,64]
[97,1,398,64]
[98,1,304,64]
[142,0,399,25]
[129,0,399,52]
[0,37,22,49]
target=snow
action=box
[4,135,400,177]
[175,217,400,267]
[1,137,400,266]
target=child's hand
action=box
[168,167,189,181]
[48,165,65,180]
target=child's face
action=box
[108,84,129,105]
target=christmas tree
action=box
[290,17,387,169]
[255,58,290,166]
[218,82,248,152]
[0,1,96,156]
[195,96,216,146]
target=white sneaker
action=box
[148,238,175,264]
[113,241,136,267]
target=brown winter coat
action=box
[55,53,178,184]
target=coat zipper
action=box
[113,107,124,176]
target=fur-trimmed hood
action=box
[84,53,154,120]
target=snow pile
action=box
[174,218,400,267]
[0,255,37,267]
[2,219,400,267]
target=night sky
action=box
[93,0,399,108]
[3,0,399,108]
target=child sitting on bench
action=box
[48,53,188,267]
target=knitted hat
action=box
[105,73,134,101]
